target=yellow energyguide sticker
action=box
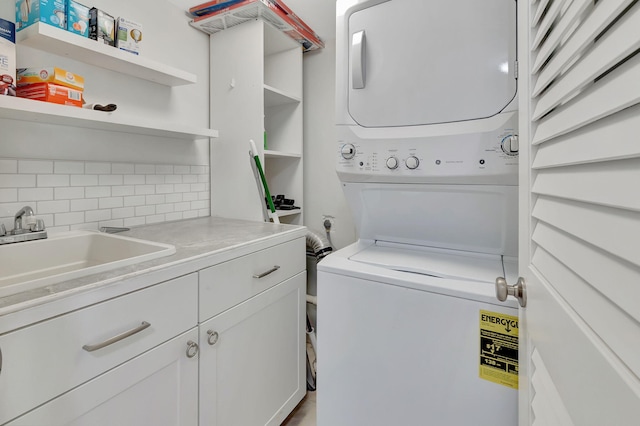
[479,310,518,389]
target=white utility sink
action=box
[0,231,176,298]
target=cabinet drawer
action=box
[0,273,198,425]
[199,237,305,321]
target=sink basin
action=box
[0,231,176,298]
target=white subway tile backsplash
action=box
[135,164,156,174]
[19,188,54,202]
[0,159,210,231]
[56,187,85,200]
[136,205,155,216]
[0,174,36,188]
[135,185,155,195]
[86,187,111,198]
[156,165,173,174]
[156,184,174,194]
[99,197,124,209]
[86,209,111,222]
[146,195,165,205]
[37,200,70,214]
[0,189,17,202]
[124,195,146,207]
[71,175,98,186]
[112,163,135,174]
[183,192,197,202]
[146,174,165,184]
[0,160,18,174]
[175,183,190,193]
[55,161,84,174]
[112,207,135,219]
[166,193,182,203]
[19,160,53,174]
[86,162,111,174]
[124,175,145,185]
[99,175,123,186]
[112,186,135,197]
[55,212,85,226]
[37,175,69,187]
[71,199,98,212]
[124,216,146,227]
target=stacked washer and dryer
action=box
[317,0,520,425]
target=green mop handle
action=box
[249,139,278,217]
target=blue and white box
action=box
[0,18,16,96]
[66,0,89,37]
[15,0,67,32]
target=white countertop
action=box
[0,217,306,325]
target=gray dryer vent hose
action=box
[306,229,333,261]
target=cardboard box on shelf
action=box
[89,8,115,46]
[15,0,66,32]
[66,0,90,37]
[17,82,83,107]
[0,18,16,96]
[115,17,142,55]
[17,67,84,91]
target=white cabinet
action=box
[199,273,306,426]
[0,273,198,425]
[7,329,199,426]
[210,19,304,224]
[198,237,307,425]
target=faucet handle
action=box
[30,219,46,232]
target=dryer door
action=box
[347,0,516,127]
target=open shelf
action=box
[264,150,301,159]
[17,23,197,86]
[0,96,217,140]
[275,209,302,218]
[264,85,301,107]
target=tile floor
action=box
[281,390,316,426]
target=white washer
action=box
[318,0,520,424]
[318,241,519,426]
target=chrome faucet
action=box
[13,205,35,235]
[0,206,47,245]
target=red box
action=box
[16,83,83,107]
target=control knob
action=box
[340,143,356,159]
[386,156,399,170]
[405,156,419,170]
[501,135,519,156]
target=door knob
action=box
[495,277,527,307]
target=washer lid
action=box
[347,0,516,127]
[349,242,505,283]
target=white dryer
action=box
[318,0,520,424]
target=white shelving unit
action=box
[0,96,217,140]
[210,20,303,224]
[17,23,196,86]
[3,23,216,140]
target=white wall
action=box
[0,0,211,231]
[285,0,356,249]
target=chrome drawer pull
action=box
[253,265,280,279]
[82,321,151,352]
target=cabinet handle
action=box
[186,340,199,358]
[82,321,151,352]
[207,330,219,346]
[253,265,280,279]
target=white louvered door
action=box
[519,0,640,424]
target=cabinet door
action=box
[199,272,306,426]
[7,329,199,426]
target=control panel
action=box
[336,112,519,185]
